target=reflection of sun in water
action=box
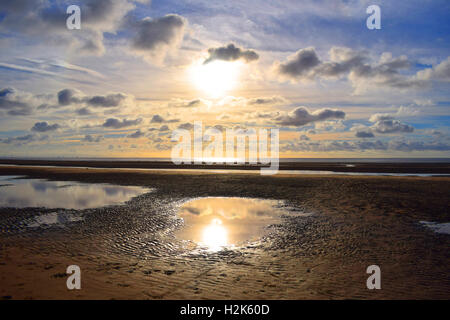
[190,60,242,98]
[201,218,227,251]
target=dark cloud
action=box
[177,123,194,130]
[0,0,36,13]
[355,131,375,138]
[313,47,367,77]
[184,99,203,108]
[281,140,388,152]
[31,121,60,132]
[102,118,142,129]
[83,134,103,143]
[281,138,450,153]
[85,93,126,107]
[389,139,450,152]
[150,115,165,123]
[0,133,39,145]
[57,88,128,108]
[276,107,345,126]
[275,47,429,90]
[130,14,186,60]
[0,87,14,97]
[127,129,145,138]
[299,134,310,141]
[247,96,287,106]
[150,114,178,123]
[203,43,259,64]
[276,47,320,78]
[154,143,171,151]
[58,89,80,106]
[0,87,33,116]
[169,98,211,108]
[76,107,93,116]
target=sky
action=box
[0,0,449,159]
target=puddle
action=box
[420,221,450,235]
[176,197,305,251]
[26,211,84,228]
[0,176,152,209]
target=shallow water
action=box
[175,197,307,251]
[2,164,449,176]
[0,176,152,209]
[420,221,450,235]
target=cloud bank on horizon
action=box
[0,0,449,158]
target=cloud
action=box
[371,119,414,134]
[0,87,34,116]
[299,134,310,141]
[275,47,320,78]
[281,139,387,152]
[31,121,60,132]
[76,107,93,116]
[247,96,288,106]
[130,14,186,63]
[150,115,165,123]
[177,123,194,130]
[83,134,103,143]
[369,113,394,122]
[169,98,211,108]
[127,129,145,138]
[274,46,439,91]
[203,43,259,64]
[314,120,346,132]
[58,89,81,106]
[389,139,450,152]
[10,58,105,81]
[417,57,450,82]
[85,93,126,107]
[57,88,128,108]
[150,114,178,123]
[368,113,414,134]
[355,131,375,138]
[276,107,345,126]
[0,134,36,145]
[0,0,136,56]
[102,118,142,129]
[281,138,450,153]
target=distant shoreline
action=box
[0,158,449,174]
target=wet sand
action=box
[1,158,450,173]
[0,166,449,299]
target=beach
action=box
[0,165,449,299]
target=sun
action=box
[190,60,242,98]
[201,218,228,251]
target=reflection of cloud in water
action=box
[177,197,307,251]
[31,181,59,192]
[420,221,450,235]
[183,207,201,215]
[0,178,152,209]
[26,211,84,228]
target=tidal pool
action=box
[176,197,305,251]
[0,176,152,209]
[420,221,450,235]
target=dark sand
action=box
[1,158,450,173]
[0,165,449,299]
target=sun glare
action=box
[201,218,228,251]
[190,60,242,98]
